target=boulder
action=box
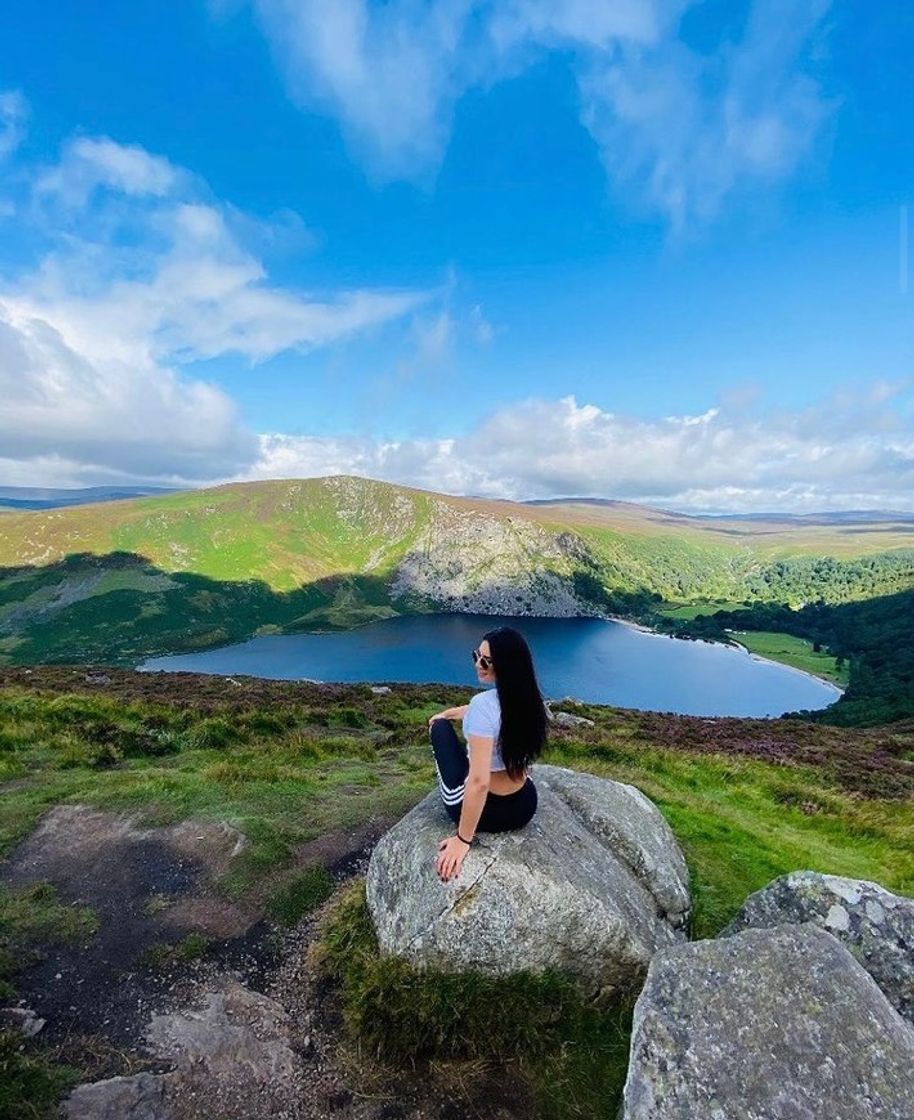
[366,763,690,996]
[64,1073,168,1120]
[549,709,596,728]
[720,870,914,1024]
[621,923,914,1120]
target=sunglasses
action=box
[471,647,493,670]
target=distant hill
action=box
[522,496,914,528]
[0,485,180,511]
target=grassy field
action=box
[656,600,742,621]
[655,604,850,686]
[726,630,850,687]
[1,668,913,1117]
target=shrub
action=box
[239,709,300,737]
[327,707,369,729]
[190,716,238,750]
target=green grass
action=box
[312,880,633,1120]
[267,866,335,926]
[726,629,850,687]
[656,600,742,620]
[139,932,211,969]
[0,1031,82,1120]
[1,673,912,1117]
[0,881,98,997]
[0,881,96,1120]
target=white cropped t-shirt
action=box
[462,688,506,771]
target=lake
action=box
[140,613,842,718]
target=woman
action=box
[427,625,548,883]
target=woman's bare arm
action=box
[456,733,494,841]
[430,704,469,721]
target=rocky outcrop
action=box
[64,980,302,1120]
[65,1073,168,1120]
[621,923,914,1120]
[546,707,596,728]
[365,764,690,996]
[720,869,914,1024]
[389,500,605,617]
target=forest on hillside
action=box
[656,590,914,726]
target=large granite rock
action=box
[721,870,914,1025]
[366,764,691,996]
[621,923,914,1120]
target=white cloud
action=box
[241,386,914,513]
[487,0,672,51]
[251,0,479,180]
[469,304,494,345]
[36,136,184,205]
[412,310,455,366]
[0,133,429,486]
[244,0,833,225]
[0,90,27,160]
[0,298,255,479]
[580,0,835,229]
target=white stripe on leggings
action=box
[433,761,465,795]
[436,775,465,802]
[436,774,465,797]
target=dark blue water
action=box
[140,613,842,718]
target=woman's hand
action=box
[436,836,470,882]
[428,710,452,728]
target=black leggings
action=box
[429,719,537,832]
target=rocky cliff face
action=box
[389,498,604,618]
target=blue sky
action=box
[0,1,912,511]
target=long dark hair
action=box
[483,626,548,780]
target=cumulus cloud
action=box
[242,387,914,513]
[245,0,833,224]
[0,298,255,479]
[1,132,428,486]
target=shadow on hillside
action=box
[0,550,657,667]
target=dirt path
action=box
[1,804,523,1119]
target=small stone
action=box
[866,899,885,924]
[0,1007,45,1038]
[825,903,850,931]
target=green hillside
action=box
[0,477,433,591]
